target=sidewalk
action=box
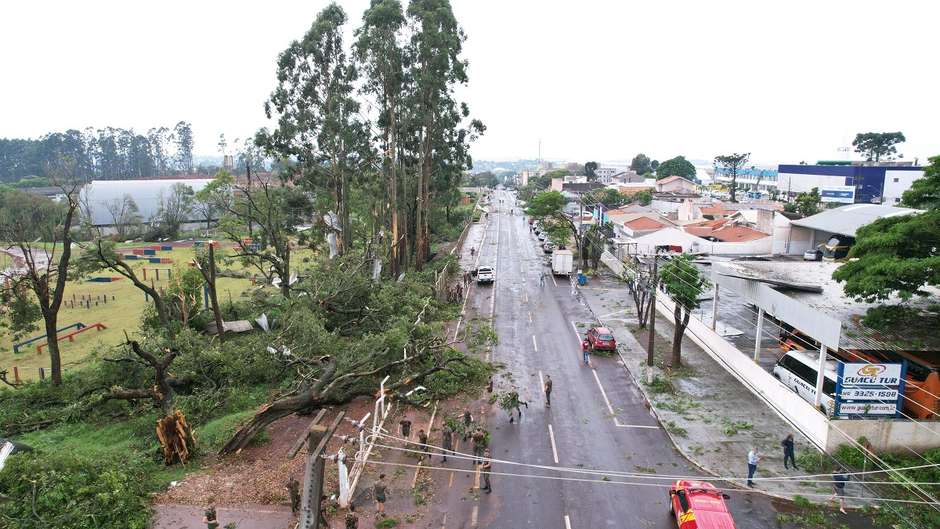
[578,268,864,505]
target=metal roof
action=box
[789,204,921,237]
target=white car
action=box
[476,266,495,284]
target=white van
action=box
[772,351,838,416]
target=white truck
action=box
[551,249,573,276]
[476,265,495,284]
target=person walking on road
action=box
[374,474,388,517]
[539,272,546,287]
[507,390,528,423]
[831,469,849,514]
[286,477,301,513]
[441,425,454,463]
[581,339,591,366]
[472,427,488,463]
[345,505,359,529]
[462,409,474,440]
[782,433,798,470]
[481,449,493,493]
[544,375,553,407]
[418,429,430,460]
[747,448,761,487]
[202,500,219,529]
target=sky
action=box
[2,0,938,167]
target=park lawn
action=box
[0,244,269,383]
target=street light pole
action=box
[646,252,659,384]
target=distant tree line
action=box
[0,121,195,183]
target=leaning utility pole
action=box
[298,411,345,529]
[646,253,659,384]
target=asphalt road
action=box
[446,189,882,529]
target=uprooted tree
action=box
[220,298,472,454]
[102,336,195,464]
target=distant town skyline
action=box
[2,1,937,166]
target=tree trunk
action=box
[207,244,225,344]
[280,244,291,299]
[415,123,432,270]
[43,312,62,385]
[670,305,690,368]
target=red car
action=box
[668,480,737,529]
[586,326,617,351]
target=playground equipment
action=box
[86,276,122,283]
[142,267,173,281]
[36,322,106,354]
[12,322,85,354]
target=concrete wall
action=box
[706,237,773,255]
[827,419,940,453]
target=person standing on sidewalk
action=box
[747,448,761,487]
[782,434,798,470]
[480,449,493,494]
[544,375,553,407]
[441,425,454,463]
[831,469,849,514]
[581,339,591,366]
[417,429,430,460]
[286,477,301,513]
[373,474,388,517]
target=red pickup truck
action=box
[668,480,737,529]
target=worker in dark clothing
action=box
[480,449,493,493]
[782,433,798,470]
[202,501,219,529]
[418,429,430,460]
[318,495,330,527]
[472,427,488,464]
[345,504,359,529]
[287,477,301,513]
[441,425,454,463]
[544,375,553,407]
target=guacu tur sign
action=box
[834,362,907,417]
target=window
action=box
[893,177,899,183]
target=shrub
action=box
[0,452,152,529]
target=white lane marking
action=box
[471,504,479,527]
[551,273,558,287]
[528,311,532,323]
[548,424,559,464]
[569,320,582,342]
[614,419,659,429]
[539,370,545,393]
[441,511,448,529]
[532,335,538,352]
[452,317,463,341]
[592,369,616,417]
[523,291,528,304]
[564,514,573,529]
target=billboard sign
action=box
[834,362,906,418]
[821,185,856,204]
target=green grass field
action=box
[0,244,265,382]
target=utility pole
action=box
[245,158,254,237]
[298,411,346,529]
[646,252,658,384]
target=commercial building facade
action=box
[777,164,924,205]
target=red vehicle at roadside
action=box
[586,326,617,351]
[668,480,737,529]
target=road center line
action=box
[592,369,616,417]
[532,335,538,352]
[548,424,559,464]
[551,273,558,287]
[564,514,573,529]
[441,511,448,529]
[539,370,545,393]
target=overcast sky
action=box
[2,0,937,166]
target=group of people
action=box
[746,434,850,514]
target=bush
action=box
[0,451,152,529]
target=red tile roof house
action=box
[654,175,698,194]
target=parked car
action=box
[668,480,737,529]
[586,326,617,351]
[803,248,822,261]
[537,233,546,242]
[543,242,555,254]
[476,266,495,284]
